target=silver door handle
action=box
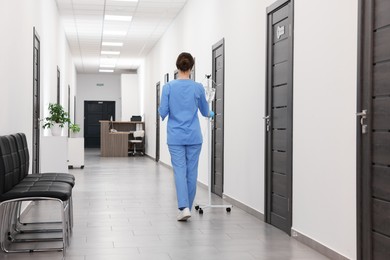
[263,115,270,131]
[357,109,368,134]
[356,110,367,117]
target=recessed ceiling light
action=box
[103,31,127,36]
[99,69,114,73]
[101,51,120,55]
[105,15,132,22]
[102,42,123,47]
[100,64,116,68]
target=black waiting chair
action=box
[0,134,74,254]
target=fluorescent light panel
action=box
[105,15,132,22]
[99,69,114,73]
[102,42,123,47]
[101,51,120,55]
[111,0,138,2]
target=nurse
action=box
[158,52,214,221]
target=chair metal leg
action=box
[0,198,69,254]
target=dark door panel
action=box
[358,0,390,258]
[372,233,390,260]
[32,27,40,174]
[265,0,293,235]
[272,152,287,174]
[274,40,289,64]
[272,130,287,151]
[374,63,390,95]
[372,199,390,237]
[272,108,288,129]
[373,98,390,129]
[272,172,288,197]
[272,194,288,217]
[156,81,161,162]
[211,39,225,197]
[273,20,289,43]
[375,0,390,28]
[272,62,288,86]
[273,86,288,107]
[84,101,115,148]
[372,166,390,200]
[372,133,390,165]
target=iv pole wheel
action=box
[199,208,204,214]
[195,205,199,211]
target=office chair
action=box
[129,130,144,155]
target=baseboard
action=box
[222,194,265,221]
[291,229,350,260]
[197,181,208,190]
[145,154,173,170]
[196,180,264,221]
[158,160,173,170]
[144,153,155,161]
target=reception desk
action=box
[100,121,145,157]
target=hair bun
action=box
[176,52,194,72]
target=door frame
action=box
[32,27,41,174]
[211,38,225,196]
[156,81,161,162]
[357,0,373,258]
[265,0,294,235]
[57,66,61,104]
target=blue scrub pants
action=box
[168,144,202,210]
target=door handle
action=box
[263,115,270,132]
[356,109,368,134]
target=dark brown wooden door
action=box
[358,0,390,259]
[265,0,293,235]
[32,27,41,174]
[211,39,225,197]
[156,81,161,162]
[84,101,115,148]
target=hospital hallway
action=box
[0,149,328,260]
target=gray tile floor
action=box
[0,149,329,260]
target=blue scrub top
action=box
[158,79,209,145]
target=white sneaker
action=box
[177,208,191,221]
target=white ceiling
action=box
[56,0,188,73]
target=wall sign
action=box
[277,25,285,39]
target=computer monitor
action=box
[131,115,142,121]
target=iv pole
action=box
[195,75,232,214]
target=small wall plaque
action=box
[277,25,285,39]
[96,83,104,87]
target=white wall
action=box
[292,0,358,259]
[0,0,76,173]
[142,0,358,259]
[76,74,121,135]
[142,0,275,216]
[121,73,140,121]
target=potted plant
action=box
[42,103,71,136]
[69,123,81,138]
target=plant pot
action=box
[51,124,63,136]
